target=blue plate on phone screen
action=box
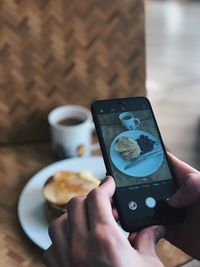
[110,130,164,177]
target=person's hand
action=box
[43,176,165,267]
[165,153,200,260]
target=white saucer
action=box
[18,156,105,250]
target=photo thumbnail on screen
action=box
[99,109,173,187]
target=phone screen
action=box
[98,105,172,186]
[92,97,184,231]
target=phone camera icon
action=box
[128,201,137,211]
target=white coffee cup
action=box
[48,105,99,159]
[119,112,140,130]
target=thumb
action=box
[99,176,116,198]
[169,173,200,207]
[129,226,165,256]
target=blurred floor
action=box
[146,0,200,169]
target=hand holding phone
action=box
[91,97,185,232]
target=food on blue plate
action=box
[136,135,156,155]
[43,170,100,222]
[114,136,141,160]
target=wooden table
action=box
[0,143,52,267]
[0,143,191,267]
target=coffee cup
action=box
[48,105,99,159]
[119,112,140,130]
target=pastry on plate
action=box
[43,170,100,222]
[114,136,141,160]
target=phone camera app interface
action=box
[98,108,173,187]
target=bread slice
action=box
[43,170,100,222]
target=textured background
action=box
[0,0,145,144]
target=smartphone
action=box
[91,97,185,232]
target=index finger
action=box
[86,176,117,229]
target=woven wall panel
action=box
[0,0,146,144]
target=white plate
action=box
[110,130,163,177]
[18,156,105,250]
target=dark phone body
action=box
[91,97,185,232]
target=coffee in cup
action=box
[48,105,99,159]
[57,117,85,127]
